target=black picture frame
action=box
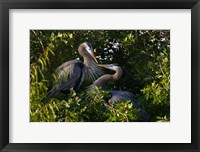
[0,0,200,151]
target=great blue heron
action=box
[87,64,150,120]
[42,42,102,100]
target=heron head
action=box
[78,42,98,63]
[97,63,123,80]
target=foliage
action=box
[30,30,170,122]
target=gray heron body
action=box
[43,42,102,100]
[87,64,150,120]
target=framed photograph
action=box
[0,0,200,151]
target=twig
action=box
[159,62,165,77]
[31,30,46,55]
[159,62,169,92]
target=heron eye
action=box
[88,44,93,50]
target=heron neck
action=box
[93,68,121,88]
[88,66,122,92]
[112,68,122,81]
[83,55,95,67]
[93,74,111,88]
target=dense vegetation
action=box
[30,30,170,122]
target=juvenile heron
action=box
[87,64,150,120]
[43,42,102,100]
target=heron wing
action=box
[109,90,150,120]
[55,59,82,78]
[54,59,85,91]
[109,90,138,106]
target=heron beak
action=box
[92,54,98,63]
[87,49,98,63]
[97,64,109,68]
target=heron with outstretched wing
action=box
[41,42,103,101]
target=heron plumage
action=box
[87,64,150,120]
[41,42,102,101]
